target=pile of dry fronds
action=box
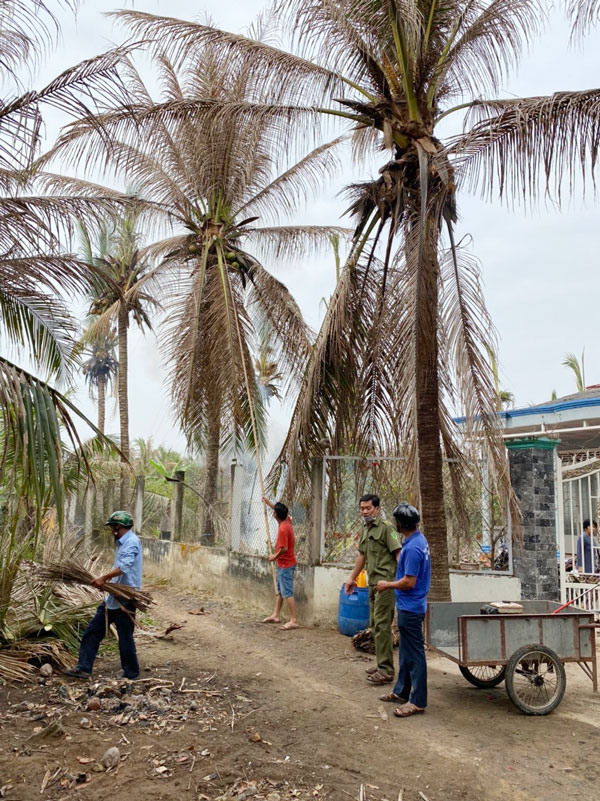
[0,641,73,683]
[37,560,153,612]
[352,626,400,654]
[0,529,100,682]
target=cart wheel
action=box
[505,644,566,715]
[459,664,506,688]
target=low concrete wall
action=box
[141,537,523,625]
[450,571,521,602]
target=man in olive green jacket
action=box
[345,494,401,684]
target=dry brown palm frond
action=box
[567,0,600,38]
[248,265,314,394]
[0,1,77,78]
[0,641,75,683]
[269,250,398,496]
[110,9,346,106]
[244,225,353,263]
[438,241,518,528]
[53,100,324,179]
[435,0,545,101]
[238,137,346,223]
[448,90,600,203]
[37,561,153,612]
[0,43,136,173]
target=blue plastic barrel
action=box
[338,585,370,636]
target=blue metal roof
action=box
[454,395,600,426]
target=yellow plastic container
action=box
[356,569,368,587]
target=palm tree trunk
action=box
[97,373,106,436]
[201,414,221,543]
[117,303,130,508]
[414,225,451,601]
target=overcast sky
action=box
[31,1,600,458]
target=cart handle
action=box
[552,581,600,614]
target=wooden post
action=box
[134,475,145,533]
[309,458,324,566]
[106,479,115,516]
[229,462,241,551]
[161,499,172,540]
[84,485,94,552]
[172,470,185,542]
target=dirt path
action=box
[1,587,599,801]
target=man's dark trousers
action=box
[77,602,139,678]
[393,610,427,707]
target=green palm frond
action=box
[563,350,586,393]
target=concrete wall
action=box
[450,571,521,602]
[141,537,523,625]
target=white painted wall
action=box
[450,571,521,602]
[140,537,522,623]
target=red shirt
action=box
[275,519,296,568]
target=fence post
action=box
[84,485,94,550]
[134,475,145,533]
[309,458,324,566]
[229,462,241,551]
[172,470,185,542]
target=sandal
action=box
[379,692,406,703]
[365,667,378,675]
[366,671,394,685]
[393,703,425,718]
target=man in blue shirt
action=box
[576,519,598,574]
[65,511,143,680]
[376,503,430,718]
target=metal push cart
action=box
[425,601,598,715]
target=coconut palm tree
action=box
[106,4,600,598]
[49,21,349,540]
[0,1,136,528]
[81,330,118,435]
[79,213,159,507]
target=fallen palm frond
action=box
[37,560,154,612]
[1,530,101,682]
[0,640,75,683]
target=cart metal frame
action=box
[425,600,598,699]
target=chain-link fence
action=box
[230,461,311,563]
[71,467,231,548]
[70,452,511,572]
[320,455,512,572]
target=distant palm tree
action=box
[81,330,118,435]
[51,17,346,539]
[80,213,159,507]
[255,328,283,404]
[485,344,514,411]
[563,351,586,393]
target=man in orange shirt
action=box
[261,497,299,630]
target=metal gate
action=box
[557,455,600,611]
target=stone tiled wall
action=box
[508,442,559,601]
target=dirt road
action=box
[1,587,599,801]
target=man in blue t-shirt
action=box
[376,502,430,718]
